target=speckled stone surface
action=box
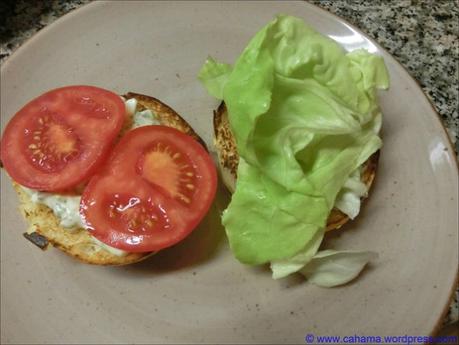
[310,0,459,153]
[0,0,457,327]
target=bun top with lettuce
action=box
[199,15,389,287]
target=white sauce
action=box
[22,98,159,256]
[21,187,84,229]
[125,97,161,127]
[133,109,161,127]
[91,236,129,257]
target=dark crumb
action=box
[175,73,180,78]
[23,232,49,250]
[192,271,197,276]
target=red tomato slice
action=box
[80,126,217,252]
[1,86,125,191]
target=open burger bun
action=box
[14,93,206,265]
[213,102,379,232]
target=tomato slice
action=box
[1,86,125,191]
[80,126,217,252]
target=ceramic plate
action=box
[1,1,457,344]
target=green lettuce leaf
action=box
[222,159,327,264]
[270,229,324,279]
[199,14,389,265]
[198,57,232,100]
[300,250,378,287]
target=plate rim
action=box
[307,3,458,161]
[308,3,459,335]
[1,0,457,338]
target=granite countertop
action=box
[0,0,457,329]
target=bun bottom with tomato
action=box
[3,89,216,265]
[213,102,379,232]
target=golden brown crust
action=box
[213,102,238,178]
[11,93,206,265]
[213,102,379,232]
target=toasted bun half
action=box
[14,93,206,265]
[213,102,379,232]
